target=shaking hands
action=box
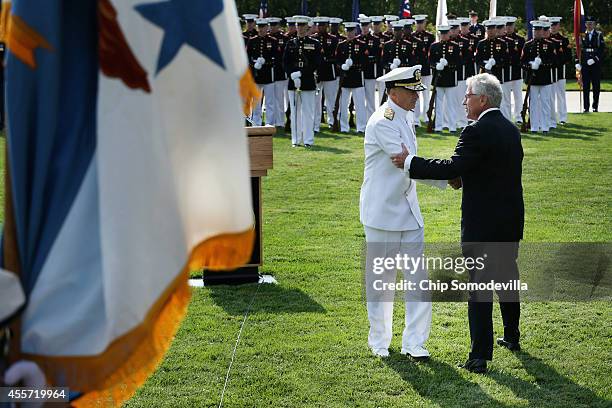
[391,144,462,190]
[391,143,410,169]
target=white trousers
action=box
[454,80,468,128]
[364,79,379,122]
[529,85,552,132]
[314,80,339,131]
[548,81,558,128]
[552,79,567,123]
[364,226,432,350]
[501,81,512,121]
[435,87,456,132]
[508,79,524,122]
[252,82,276,126]
[415,75,433,123]
[339,87,367,132]
[274,80,288,127]
[288,90,315,145]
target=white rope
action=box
[218,282,262,408]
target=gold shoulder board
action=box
[384,108,395,120]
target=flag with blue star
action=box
[4,0,254,406]
[135,0,225,73]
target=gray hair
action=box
[466,73,502,108]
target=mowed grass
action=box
[564,79,612,92]
[115,113,611,407]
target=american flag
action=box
[400,0,411,18]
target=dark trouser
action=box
[582,64,601,110]
[463,242,521,361]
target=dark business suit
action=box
[408,109,524,360]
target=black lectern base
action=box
[202,267,260,285]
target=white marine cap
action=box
[376,65,426,91]
[359,16,372,24]
[494,19,507,27]
[329,17,343,24]
[448,19,460,27]
[398,19,411,27]
[371,16,384,23]
[243,14,258,21]
[538,15,549,22]
[504,16,518,24]
[391,21,404,30]
[313,16,330,24]
[413,15,428,22]
[437,24,451,32]
[255,18,268,26]
[458,17,471,25]
[267,17,282,24]
[343,21,359,29]
[530,20,545,28]
[549,17,562,24]
[483,19,498,27]
[293,15,310,24]
[384,15,399,22]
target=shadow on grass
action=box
[207,283,326,316]
[309,145,351,154]
[520,122,605,141]
[384,353,513,407]
[489,350,611,408]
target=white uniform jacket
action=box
[360,99,445,231]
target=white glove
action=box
[534,57,542,65]
[587,58,595,66]
[257,57,266,65]
[575,63,582,71]
[529,61,540,70]
[254,62,262,70]
[390,62,399,70]
[484,62,493,71]
[341,63,350,71]
[346,58,353,67]
[488,57,496,66]
[436,62,444,71]
[4,360,46,386]
[393,58,401,66]
[290,71,302,80]
[293,78,301,89]
[440,57,448,66]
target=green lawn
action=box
[515,79,612,92]
[564,79,612,92]
[121,113,608,406]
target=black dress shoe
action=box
[583,110,590,113]
[497,338,521,351]
[458,358,487,373]
[593,108,598,112]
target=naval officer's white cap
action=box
[377,65,426,91]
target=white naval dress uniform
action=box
[360,99,444,352]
